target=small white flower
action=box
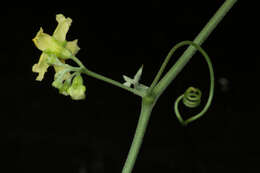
[123,65,148,92]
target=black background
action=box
[4,1,257,173]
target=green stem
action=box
[153,0,237,97]
[122,98,154,173]
[71,56,144,97]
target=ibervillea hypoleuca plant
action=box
[31,2,237,171]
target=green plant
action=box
[32,0,237,172]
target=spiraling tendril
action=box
[166,41,215,126]
[149,40,214,126]
[182,87,202,108]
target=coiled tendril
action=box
[182,87,202,108]
[171,41,214,126]
[150,41,214,126]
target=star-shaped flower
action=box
[122,65,148,92]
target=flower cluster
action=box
[32,14,86,100]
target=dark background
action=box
[4,1,257,173]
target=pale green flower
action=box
[32,14,80,81]
[123,65,143,87]
[123,65,148,92]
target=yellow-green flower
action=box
[32,14,80,81]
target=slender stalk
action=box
[153,0,237,97]
[122,99,154,173]
[83,68,144,97]
[71,56,144,97]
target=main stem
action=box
[153,0,237,97]
[122,99,154,173]
[122,0,237,172]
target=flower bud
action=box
[67,75,86,100]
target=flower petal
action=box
[33,28,56,51]
[32,53,50,81]
[53,14,72,42]
[66,39,80,55]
